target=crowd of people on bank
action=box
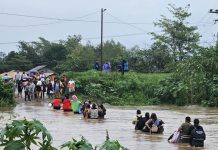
[132,110,206,147]
[12,71,72,101]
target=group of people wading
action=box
[50,95,106,119]
[132,110,164,134]
[168,116,206,147]
[133,110,206,147]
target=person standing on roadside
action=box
[68,78,75,94]
[24,82,31,101]
[15,71,20,87]
[17,80,23,98]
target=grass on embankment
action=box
[63,70,169,106]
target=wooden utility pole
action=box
[100,8,106,71]
[209,9,218,44]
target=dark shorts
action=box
[53,106,60,110]
[63,109,72,112]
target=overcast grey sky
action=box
[0,0,218,54]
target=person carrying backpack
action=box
[132,110,145,130]
[190,119,206,147]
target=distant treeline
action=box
[0,35,172,74]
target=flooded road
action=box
[0,102,218,150]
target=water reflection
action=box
[0,102,217,150]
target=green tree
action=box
[90,40,126,71]
[151,4,200,62]
[156,45,218,106]
[19,41,41,67]
[3,51,33,71]
[127,46,149,72]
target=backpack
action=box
[191,126,206,147]
[135,116,145,130]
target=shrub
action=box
[63,70,168,106]
[0,79,16,107]
[60,136,94,150]
[0,119,57,150]
[0,120,129,150]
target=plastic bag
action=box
[169,131,180,143]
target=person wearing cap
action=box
[71,95,81,114]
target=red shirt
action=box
[62,99,72,111]
[53,98,61,107]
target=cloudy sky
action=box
[0,0,218,54]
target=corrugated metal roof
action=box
[30,65,47,71]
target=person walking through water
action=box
[145,113,164,134]
[71,95,81,114]
[178,116,194,143]
[132,110,143,130]
[98,104,106,118]
[190,119,206,147]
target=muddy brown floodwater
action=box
[0,101,218,150]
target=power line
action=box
[0,22,62,28]
[0,42,19,45]
[0,12,216,28]
[105,12,147,33]
[0,10,100,28]
[83,32,147,40]
[0,32,150,45]
[0,12,99,23]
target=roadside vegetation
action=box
[64,70,168,106]
[0,79,16,107]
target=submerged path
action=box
[0,102,218,150]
